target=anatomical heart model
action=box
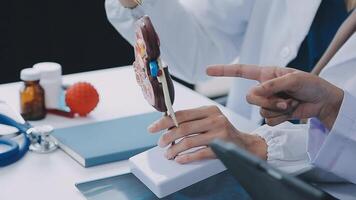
[133,15,178,127]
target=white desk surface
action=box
[0,66,258,200]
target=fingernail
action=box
[148,123,158,133]
[158,137,168,148]
[164,151,170,159]
[165,150,176,160]
[175,155,185,164]
[158,139,165,148]
[276,102,287,110]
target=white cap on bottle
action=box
[32,62,62,109]
[33,62,62,79]
[20,68,41,81]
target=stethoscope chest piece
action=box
[29,141,57,153]
[27,125,58,153]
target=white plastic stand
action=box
[129,146,226,198]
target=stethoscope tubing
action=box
[0,114,31,167]
[0,133,30,167]
[0,138,19,160]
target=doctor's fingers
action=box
[246,91,299,111]
[148,106,222,133]
[158,114,229,147]
[265,114,293,126]
[175,147,216,164]
[259,102,299,119]
[207,64,263,80]
[164,132,218,160]
[260,108,287,119]
[206,64,295,81]
[252,72,304,97]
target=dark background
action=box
[1,0,134,84]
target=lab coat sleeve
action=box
[105,0,254,83]
[253,122,311,173]
[308,91,356,184]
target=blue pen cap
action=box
[149,61,159,78]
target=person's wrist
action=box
[318,86,344,130]
[237,133,268,160]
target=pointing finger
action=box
[206,64,264,81]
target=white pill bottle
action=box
[33,62,62,109]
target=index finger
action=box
[253,74,300,97]
[206,64,263,81]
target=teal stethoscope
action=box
[0,113,58,167]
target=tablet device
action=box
[210,139,336,200]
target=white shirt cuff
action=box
[253,122,311,173]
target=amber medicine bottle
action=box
[20,68,46,120]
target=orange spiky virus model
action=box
[65,82,99,116]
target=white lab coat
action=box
[105,0,321,123]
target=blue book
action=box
[52,112,162,167]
